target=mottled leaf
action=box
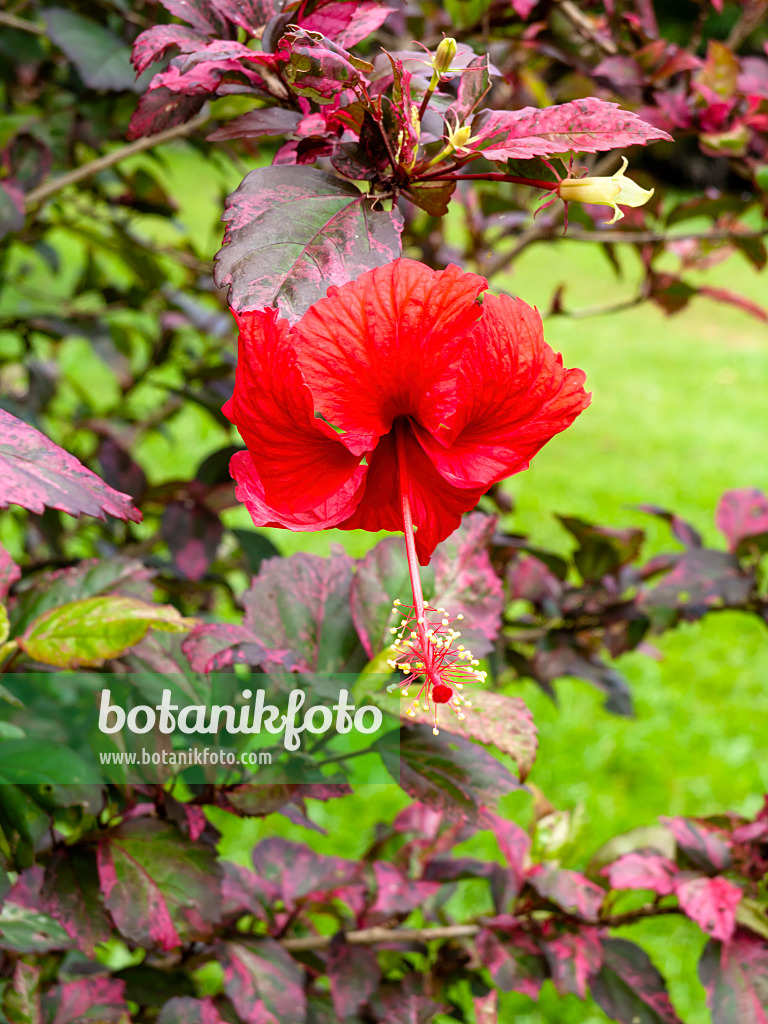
[42,977,129,1024]
[604,851,678,896]
[675,875,742,942]
[220,937,307,1024]
[449,54,492,122]
[716,488,768,555]
[19,595,195,668]
[527,864,604,921]
[281,27,372,104]
[127,87,206,139]
[0,409,141,522]
[478,809,531,893]
[190,550,360,673]
[41,847,112,955]
[699,931,768,1024]
[661,816,733,872]
[131,23,208,74]
[214,166,403,322]
[299,0,394,48]
[251,837,362,911]
[558,516,645,580]
[327,942,379,1019]
[158,997,228,1024]
[376,724,521,820]
[369,976,448,1024]
[541,927,604,999]
[97,819,221,950]
[470,98,671,161]
[473,989,498,1024]
[366,861,441,923]
[208,108,303,141]
[3,961,42,1024]
[162,500,223,580]
[591,938,683,1024]
[475,927,546,998]
[430,513,504,658]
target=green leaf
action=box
[42,8,139,92]
[18,596,196,668]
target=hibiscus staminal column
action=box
[386,422,487,734]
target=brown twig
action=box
[0,11,44,33]
[554,0,618,55]
[726,0,768,50]
[278,904,684,952]
[24,114,210,210]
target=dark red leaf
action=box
[699,930,768,1024]
[635,504,703,548]
[327,943,379,1018]
[251,837,362,912]
[604,851,678,896]
[369,976,448,1024]
[161,500,223,580]
[591,938,683,1024]
[41,847,112,956]
[219,937,307,1024]
[158,997,228,1024]
[375,724,521,821]
[527,864,604,921]
[365,861,441,924]
[97,819,221,950]
[716,488,768,555]
[42,977,129,1024]
[207,108,303,141]
[127,87,206,139]
[0,409,141,523]
[470,98,671,161]
[475,926,547,998]
[662,816,733,873]
[214,166,403,322]
[642,549,753,617]
[541,927,604,998]
[675,875,742,942]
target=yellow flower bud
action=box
[432,37,458,77]
[557,157,654,224]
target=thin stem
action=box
[24,114,209,210]
[426,172,558,190]
[395,422,426,623]
[418,72,439,122]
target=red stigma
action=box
[432,684,453,704]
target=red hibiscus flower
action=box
[224,258,589,731]
[224,258,589,565]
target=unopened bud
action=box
[433,37,458,77]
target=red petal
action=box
[294,259,487,443]
[226,307,364,513]
[339,426,485,564]
[229,450,366,530]
[416,294,590,488]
